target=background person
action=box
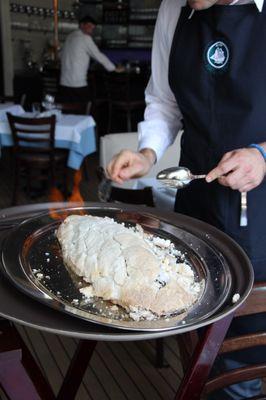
[59,15,122,102]
[107,0,266,398]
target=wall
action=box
[10,0,77,71]
[0,0,14,95]
[3,0,161,93]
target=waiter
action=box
[107,0,266,398]
[59,15,122,102]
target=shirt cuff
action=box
[137,119,177,161]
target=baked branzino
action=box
[56,215,202,320]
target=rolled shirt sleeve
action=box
[138,0,184,161]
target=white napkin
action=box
[37,109,62,121]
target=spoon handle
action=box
[240,191,248,227]
[192,174,206,180]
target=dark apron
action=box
[168,3,266,363]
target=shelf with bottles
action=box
[102,0,129,24]
[10,3,76,20]
[129,6,159,25]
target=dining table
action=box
[0,103,25,120]
[0,108,97,170]
[0,202,254,400]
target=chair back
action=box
[41,72,59,98]
[105,71,146,103]
[88,71,107,101]
[178,281,266,398]
[56,102,92,115]
[104,72,131,103]
[7,113,56,156]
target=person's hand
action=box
[206,147,266,192]
[114,65,125,73]
[106,148,156,184]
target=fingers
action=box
[107,153,129,184]
[106,150,151,184]
[206,152,238,183]
[238,183,254,192]
[206,147,266,191]
[119,163,143,180]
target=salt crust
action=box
[57,215,202,321]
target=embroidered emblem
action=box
[206,41,229,72]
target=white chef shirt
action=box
[138,0,264,160]
[60,29,116,88]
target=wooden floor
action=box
[15,326,183,400]
[0,150,184,400]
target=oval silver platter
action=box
[1,205,253,332]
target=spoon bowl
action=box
[157,167,206,188]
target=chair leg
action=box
[126,109,132,132]
[82,156,90,182]
[26,167,31,197]
[0,319,55,400]
[12,161,19,206]
[107,103,113,133]
[174,314,234,400]
[56,340,97,400]
[155,338,168,368]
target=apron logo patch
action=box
[205,41,229,72]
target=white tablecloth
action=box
[0,104,24,121]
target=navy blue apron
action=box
[168,3,266,363]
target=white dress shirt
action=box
[138,0,264,160]
[60,29,116,88]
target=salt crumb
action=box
[32,269,40,273]
[232,293,240,303]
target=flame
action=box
[68,170,84,203]
[49,169,86,220]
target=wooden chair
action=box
[104,72,146,133]
[7,112,67,205]
[56,101,92,116]
[0,319,55,400]
[177,281,266,399]
[41,71,59,99]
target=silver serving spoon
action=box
[156,166,206,188]
[157,166,248,227]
